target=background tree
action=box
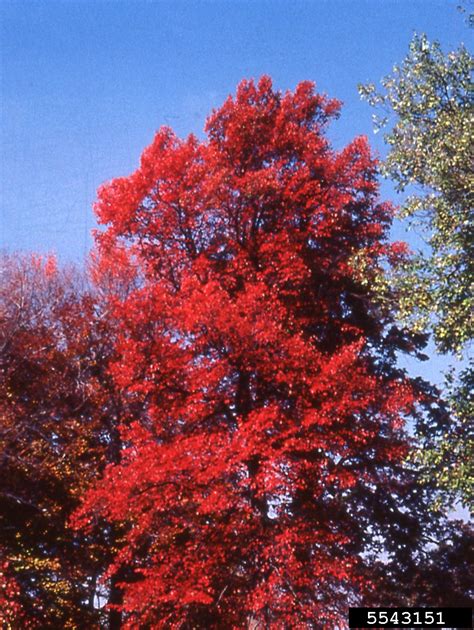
[0,253,129,627]
[74,77,460,628]
[359,33,473,507]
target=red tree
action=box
[75,77,444,627]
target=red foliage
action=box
[75,77,423,627]
[0,556,27,628]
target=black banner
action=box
[348,607,472,628]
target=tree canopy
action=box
[359,33,473,355]
[359,33,473,508]
[0,254,125,627]
[71,77,461,628]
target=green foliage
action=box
[413,362,473,509]
[360,34,473,508]
[359,34,473,355]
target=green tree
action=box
[359,34,473,507]
[360,34,472,353]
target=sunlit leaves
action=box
[359,34,473,355]
[360,32,473,508]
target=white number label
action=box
[360,608,449,627]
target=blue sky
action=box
[0,0,470,385]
